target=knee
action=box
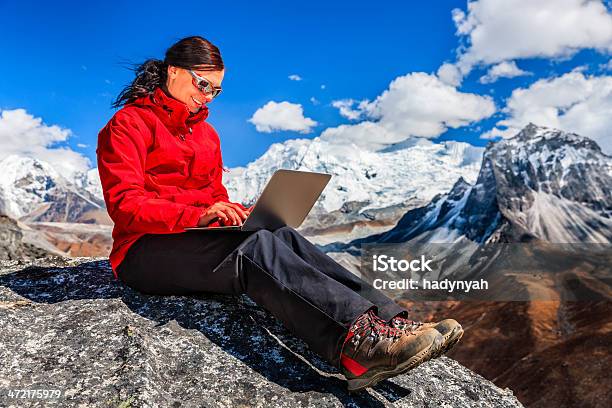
[238,229,276,255]
[253,228,275,241]
[272,225,298,237]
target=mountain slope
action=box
[0,154,107,224]
[337,123,612,250]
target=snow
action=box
[415,184,474,243]
[73,168,103,201]
[222,136,483,213]
[489,125,612,243]
[516,190,612,243]
[0,154,102,219]
[373,123,612,247]
[0,154,66,218]
[426,226,465,243]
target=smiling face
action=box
[165,65,225,113]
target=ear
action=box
[167,65,179,78]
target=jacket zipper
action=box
[178,127,192,141]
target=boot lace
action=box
[390,315,424,332]
[349,309,405,346]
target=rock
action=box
[0,215,52,261]
[0,257,523,407]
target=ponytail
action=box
[112,59,167,108]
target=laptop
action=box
[184,169,332,231]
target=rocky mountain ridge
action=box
[330,123,612,254]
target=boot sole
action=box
[346,335,444,393]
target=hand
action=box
[197,201,250,227]
[229,202,254,216]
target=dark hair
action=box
[112,36,224,108]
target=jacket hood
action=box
[130,87,210,133]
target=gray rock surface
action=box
[0,257,523,407]
[0,215,51,261]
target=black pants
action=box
[116,225,406,367]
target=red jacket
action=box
[97,87,241,279]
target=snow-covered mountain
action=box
[223,136,484,213]
[0,154,107,223]
[335,123,612,251]
[72,167,104,202]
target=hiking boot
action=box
[340,309,443,392]
[390,316,464,357]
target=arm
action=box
[96,111,204,233]
[210,148,250,212]
[212,148,230,203]
[206,123,239,207]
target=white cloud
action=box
[481,71,612,153]
[480,126,516,140]
[310,96,320,105]
[319,121,400,151]
[437,62,463,87]
[572,64,590,73]
[450,0,612,79]
[320,72,496,150]
[288,74,302,81]
[362,72,495,138]
[479,61,532,84]
[0,108,91,178]
[77,143,89,148]
[248,101,318,134]
[320,84,326,90]
[600,59,612,71]
[331,99,369,120]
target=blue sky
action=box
[0,0,610,172]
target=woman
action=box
[96,36,463,392]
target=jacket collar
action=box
[132,87,209,132]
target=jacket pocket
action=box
[145,132,193,185]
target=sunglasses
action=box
[188,70,222,99]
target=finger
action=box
[225,202,249,220]
[218,207,237,225]
[239,207,249,220]
[216,210,228,224]
[227,208,241,225]
[241,203,253,214]
[222,203,248,221]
